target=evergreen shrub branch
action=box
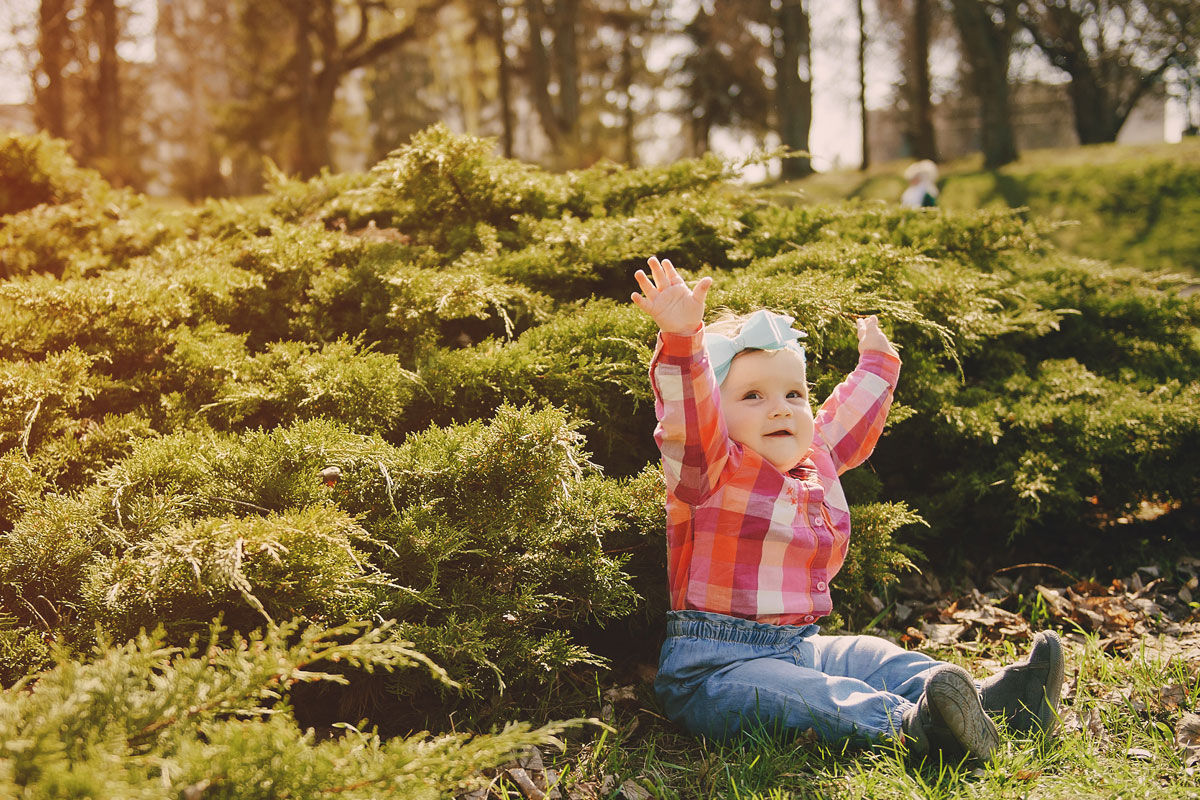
[0,618,592,798]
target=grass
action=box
[763,138,1200,278]
[500,631,1200,799]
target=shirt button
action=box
[803,615,815,623]
[812,516,825,528]
[816,580,827,591]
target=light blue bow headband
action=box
[704,309,807,386]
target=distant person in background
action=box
[901,160,939,208]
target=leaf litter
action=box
[892,558,1200,663]
[888,556,1200,768]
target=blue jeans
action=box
[654,610,943,744]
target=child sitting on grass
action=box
[631,255,1064,762]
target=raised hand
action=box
[856,315,899,358]
[631,256,713,336]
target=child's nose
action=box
[768,399,791,417]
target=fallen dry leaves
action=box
[456,688,659,800]
[457,746,563,800]
[1061,706,1107,740]
[892,557,1200,659]
[1177,713,1200,768]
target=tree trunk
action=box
[293,5,316,175]
[620,28,636,165]
[857,0,869,171]
[35,0,70,139]
[523,0,580,162]
[775,0,812,179]
[89,0,121,179]
[1019,6,1132,144]
[950,0,1017,169]
[308,70,338,175]
[551,0,580,138]
[491,0,514,157]
[908,0,937,161]
[692,114,712,156]
[1063,60,1122,144]
[226,0,436,181]
[524,0,562,149]
[290,2,335,177]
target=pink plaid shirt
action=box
[650,328,901,625]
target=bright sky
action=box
[0,0,1187,177]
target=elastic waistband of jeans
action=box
[664,610,815,647]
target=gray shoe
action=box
[902,664,1000,763]
[979,630,1064,736]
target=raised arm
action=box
[813,316,902,475]
[634,258,730,505]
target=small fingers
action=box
[647,256,666,288]
[661,258,682,285]
[634,269,656,297]
[692,275,713,306]
[856,315,878,332]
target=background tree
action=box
[772,0,815,178]
[364,41,444,164]
[362,0,662,170]
[522,0,583,164]
[30,0,142,186]
[488,0,516,157]
[858,0,870,171]
[220,0,443,179]
[677,0,815,176]
[1018,0,1199,144]
[878,0,941,161]
[33,0,69,140]
[88,0,119,178]
[1172,46,1200,135]
[676,2,772,156]
[152,0,241,199]
[906,0,938,160]
[948,0,1019,168]
[594,2,662,165]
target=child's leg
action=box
[807,632,943,704]
[810,632,1001,762]
[655,612,919,744]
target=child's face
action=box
[719,348,814,473]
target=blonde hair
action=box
[705,308,767,337]
[904,159,938,184]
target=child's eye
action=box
[787,390,807,399]
[742,391,762,400]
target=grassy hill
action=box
[772,138,1200,277]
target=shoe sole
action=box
[928,666,1000,762]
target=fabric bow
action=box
[704,309,807,386]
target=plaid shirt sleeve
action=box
[813,349,902,475]
[649,327,734,506]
